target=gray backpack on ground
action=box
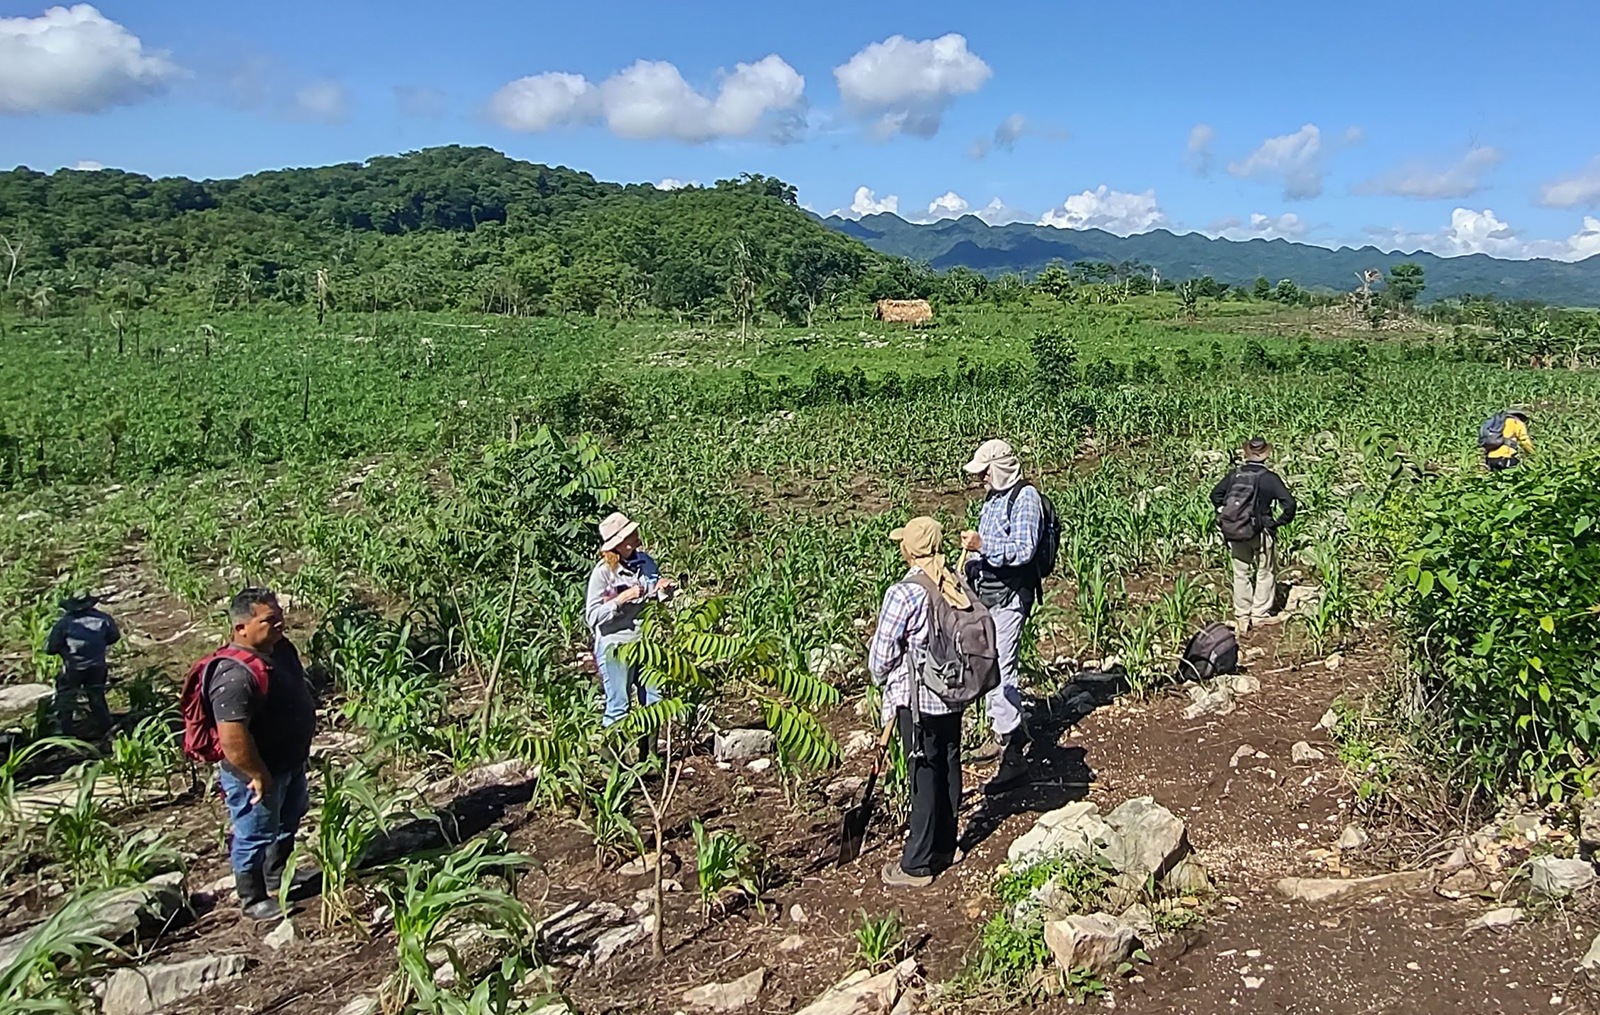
[908,572,1001,708]
[1177,622,1239,682]
[1216,467,1262,542]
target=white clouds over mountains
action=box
[0,4,181,114]
[833,33,991,139]
[1358,147,1504,200]
[1368,208,1600,262]
[1039,186,1168,235]
[488,55,805,142]
[1228,124,1332,200]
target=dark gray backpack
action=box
[908,572,1001,708]
[1216,468,1261,542]
[1177,622,1239,682]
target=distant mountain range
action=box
[821,213,1600,306]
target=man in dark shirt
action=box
[45,591,120,736]
[204,587,317,921]
[1209,437,1297,632]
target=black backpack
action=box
[1177,622,1239,682]
[1215,468,1261,542]
[1006,482,1061,580]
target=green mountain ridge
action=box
[822,212,1600,305]
[0,145,885,317]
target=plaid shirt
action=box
[978,483,1042,568]
[868,568,958,721]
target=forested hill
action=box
[0,146,888,318]
[824,213,1600,306]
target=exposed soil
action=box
[9,540,1600,1015]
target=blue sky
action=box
[4,0,1599,260]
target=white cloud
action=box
[486,72,598,132]
[1365,207,1600,261]
[927,191,968,217]
[71,159,104,170]
[1228,124,1327,200]
[393,85,446,119]
[1211,212,1307,242]
[1540,157,1600,208]
[829,186,899,219]
[1358,146,1504,200]
[1038,186,1168,235]
[656,177,697,190]
[973,197,1030,226]
[994,113,1026,151]
[289,78,351,125]
[833,33,991,139]
[1342,126,1365,145]
[488,55,803,142]
[1186,123,1216,175]
[1570,217,1600,259]
[0,4,181,114]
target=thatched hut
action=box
[874,298,933,325]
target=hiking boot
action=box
[880,860,934,888]
[235,868,284,922]
[984,735,1030,796]
[964,738,1003,764]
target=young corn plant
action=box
[690,818,764,920]
[43,763,179,890]
[853,909,905,971]
[575,764,646,870]
[0,887,122,1011]
[378,834,536,1015]
[310,759,425,929]
[104,715,181,806]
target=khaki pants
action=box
[1228,530,1276,622]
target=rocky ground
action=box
[7,598,1600,1014]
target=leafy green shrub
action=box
[1390,453,1600,799]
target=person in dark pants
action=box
[868,517,968,888]
[46,591,120,737]
[191,588,318,921]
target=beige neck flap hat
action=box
[598,512,639,553]
[964,438,1022,491]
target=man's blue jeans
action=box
[597,643,660,727]
[218,763,308,874]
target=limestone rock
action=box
[1581,798,1600,859]
[0,683,53,714]
[1103,797,1189,878]
[714,729,775,762]
[1291,741,1326,764]
[1324,653,1344,671]
[826,775,867,805]
[0,873,185,969]
[1231,673,1261,695]
[807,643,855,681]
[264,918,297,950]
[1006,801,1113,867]
[591,915,653,965]
[1182,682,1236,720]
[793,958,917,1015]
[1043,913,1137,975]
[1315,709,1338,731]
[683,968,766,1011]
[1580,930,1600,970]
[1119,903,1157,936]
[1529,856,1596,898]
[790,903,808,924]
[336,998,378,1015]
[1284,585,1323,619]
[425,759,539,803]
[1163,859,1212,895]
[98,954,249,1015]
[778,934,806,952]
[1276,871,1430,903]
[1465,907,1523,932]
[1243,646,1267,662]
[1337,824,1369,851]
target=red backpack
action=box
[180,645,270,762]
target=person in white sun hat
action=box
[584,511,676,727]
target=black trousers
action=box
[1487,456,1521,471]
[896,706,963,876]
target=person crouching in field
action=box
[585,512,676,728]
[1210,437,1296,633]
[1482,407,1534,471]
[182,588,317,921]
[870,517,986,888]
[46,590,120,737]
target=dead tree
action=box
[0,232,21,294]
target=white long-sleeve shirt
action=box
[584,550,661,652]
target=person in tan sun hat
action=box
[584,512,676,727]
[869,516,995,888]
